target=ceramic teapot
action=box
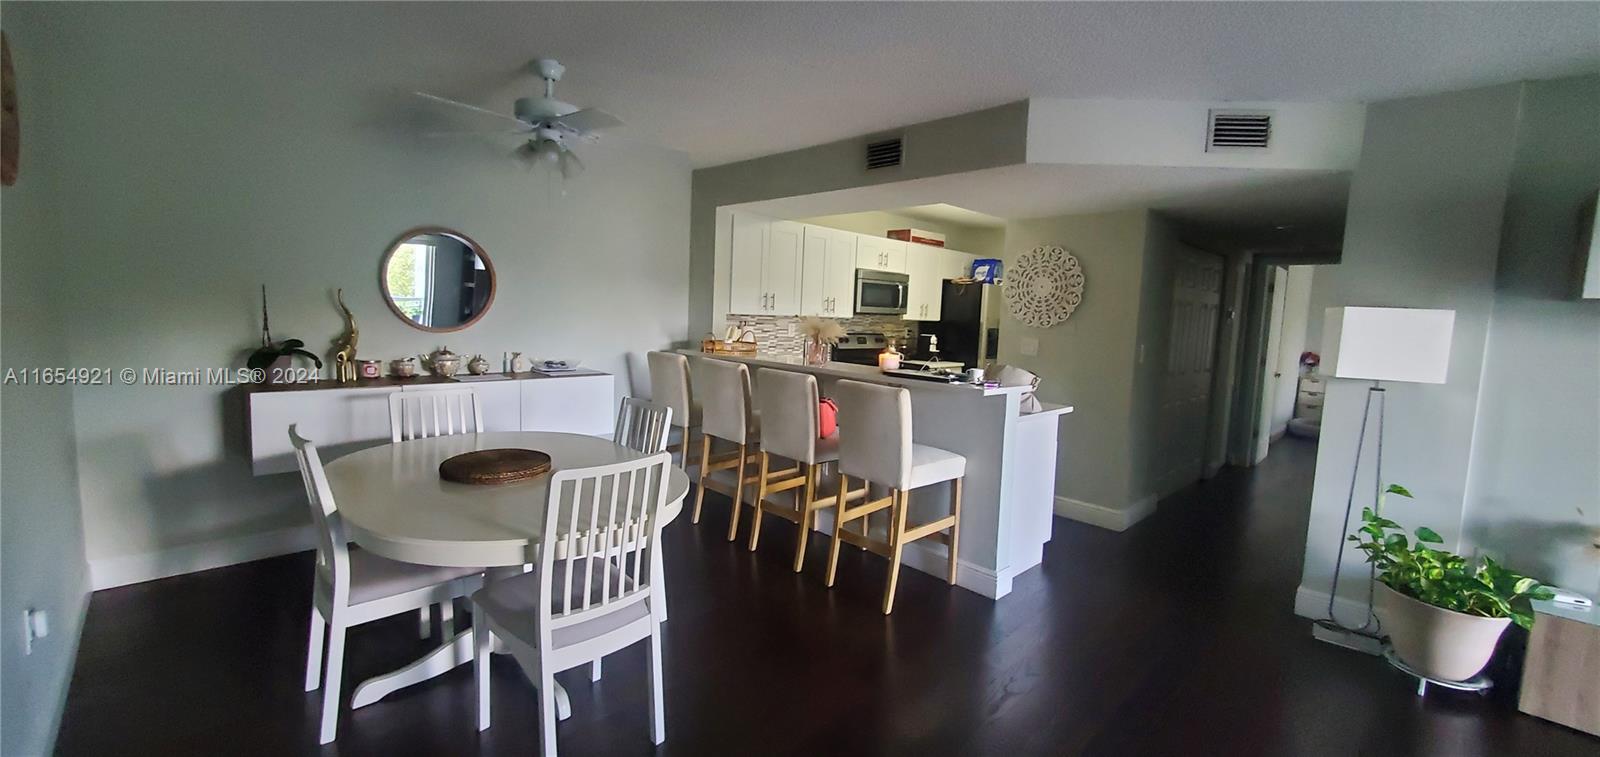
[420,347,461,377]
[467,354,491,375]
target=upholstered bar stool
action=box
[827,379,965,614]
[647,351,701,470]
[692,358,762,541]
[748,368,842,572]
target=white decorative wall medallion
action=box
[1004,245,1085,328]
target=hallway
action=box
[58,438,1593,755]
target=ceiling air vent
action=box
[1206,110,1273,152]
[866,137,903,170]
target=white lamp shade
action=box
[1322,306,1454,384]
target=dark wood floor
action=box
[58,438,1598,756]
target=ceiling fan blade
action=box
[414,91,527,127]
[550,108,624,133]
[425,127,532,138]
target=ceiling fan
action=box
[416,58,623,179]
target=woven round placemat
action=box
[438,448,551,485]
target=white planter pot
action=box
[1374,582,1510,682]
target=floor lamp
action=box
[1311,306,1455,654]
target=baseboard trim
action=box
[1294,583,1380,628]
[88,524,315,590]
[810,509,1008,599]
[1053,495,1157,532]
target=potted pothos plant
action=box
[1351,484,1554,682]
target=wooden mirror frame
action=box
[379,226,496,333]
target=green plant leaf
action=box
[281,338,305,350]
[287,348,324,368]
[1385,484,1414,498]
[1414,527,1443,544]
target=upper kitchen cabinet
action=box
[856,235,907,273]
[800,225,857,317]
[905,246,980,321]
[729,211,803,315]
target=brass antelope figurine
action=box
[332,288,359,382]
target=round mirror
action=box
[380,227,495,332]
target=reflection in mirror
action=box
[381,228,495,332]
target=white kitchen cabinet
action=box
[800,225,857,317]
[728,211,802,315]
[856,235,907,273]
[905,246,978,321]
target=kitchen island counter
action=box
[678,350,1070,599]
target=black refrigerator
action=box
[921,280,1002,371]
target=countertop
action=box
[679,350,1034,398]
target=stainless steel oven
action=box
[854,270,909,315]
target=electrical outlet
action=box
[1019,337,1039,357]
[23,608,48,655]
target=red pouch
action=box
[818,398,838,438]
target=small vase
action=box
[804,338,830,366]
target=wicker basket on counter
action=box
[701,338,758,356]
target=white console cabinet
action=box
[247,371,615,475]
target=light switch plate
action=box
[1019,337,1039,357]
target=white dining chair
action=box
[473,452,672,756]
[614,397,674,454]
[388,388,484,442]
[290,426,484,745]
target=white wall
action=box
[1463,76,1600,595]
[1297,83,1524,616]
[1270,266,1314,435]
[1,8,91,754]
[997,210,1150,516]
[16,4,691,585]
[1026,99,1366,171]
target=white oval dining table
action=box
[323,431,689,719]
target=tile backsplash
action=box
[722,315,916,357]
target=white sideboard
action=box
[247,371,615,475]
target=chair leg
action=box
[948,478,964,586]
[793,464,816,573]
[691,435,712,524]
[648,627,666,745]
[440,598,456,636]
[474,617,491,731]
[748,452,770,551]
[590,658,603,682]
[651,546,668,623]
[418,604,432,639]
[826,475,848,587]
[304,606,325,692]
[883,490,909,615]
[539,669,560,756]
[726,443,747,542]
[318,619,347,745]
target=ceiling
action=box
[181,2,1599,166]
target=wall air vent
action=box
[1206,110,1273,152]
[865,137,903,170]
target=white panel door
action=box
[728,212,768,315]
[1156,249,1224,497]
[856,235,907,273]
[766,220,804,315]
[799,226,830,317]
[826,230,857,316]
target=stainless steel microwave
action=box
[854,270,909,315]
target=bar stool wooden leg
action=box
[747,452,770,551]
[793,464,816,572]
[947,478,963,585]
[826,474,848,587]
[883,489,909,615]
[691,435,712,524]
[726,443,748,542]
